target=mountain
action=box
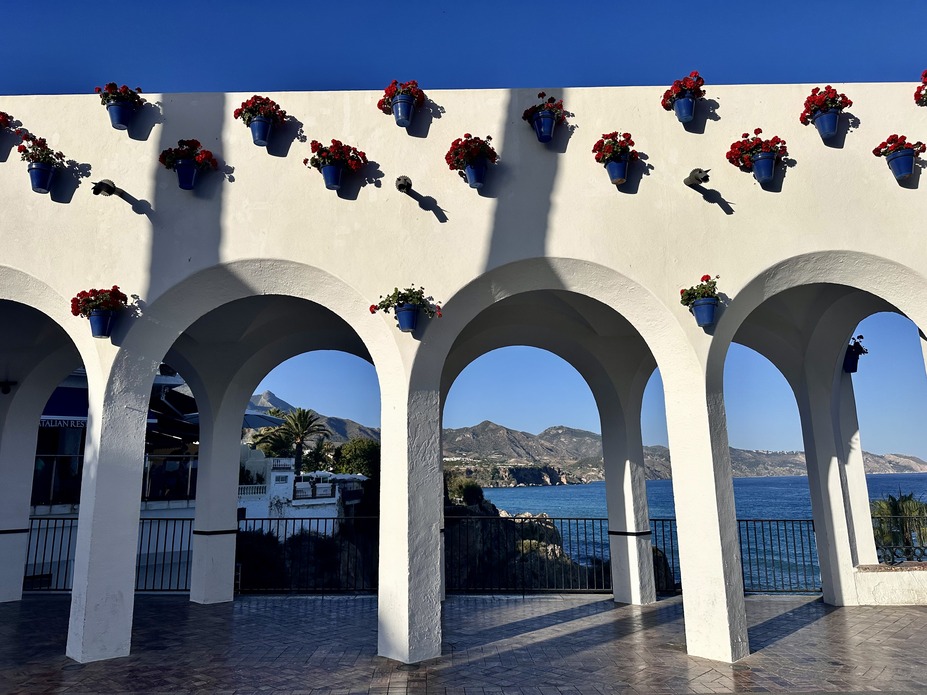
[248,391,381,444]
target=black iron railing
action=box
[738,519,820,592]
[872,516,927,563]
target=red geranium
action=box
[15,129,66,167]
[661,71,706,110]
[679,275,720,307]
[726,128,788,170]
[592,131,639,165]
[0,111,11,130]
[872,134,926,158]
[799,85,852,125]
[233,95,287,126]
[158,139,219,171]
[94,82,145,108]
[522,92,569,125]
[915,69,927,107]
[70,286,129,318]
[303,139,367,172]
[444,134,498,180]
[377,80,427,114]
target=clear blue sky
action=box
[5,2,926,457]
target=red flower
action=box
[701,274,712,283]
[369,305,377,314]
[661,70,706,110]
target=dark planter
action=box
[531,110,557,143]
[811,109,839,140]
[88,310,115,339]
[690,297,719,327]
[752,151,777,184]
[464,160,487,189]
[174,159,198,190]
[321,164,343,190]
[673,93,696,123]
[605,156,630,185]
[395,303,419,332]
[391,94,416,128]
[249,116,273,147]
[886,149,916,181]
[843,350,861,374]
[106,102,137,131]
[27,162,55,194]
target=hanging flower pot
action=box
[378,80,426,128]
[395,303,419,332]
[799,86,851,142]
[159,139,219,190]
[106,102,138,131]
[464,160,487,189]
[593,131,639,186]
[531,110,557,143]
[680,275,721,328]
[174,159,198,190]
[605,156,630,185]
[727,128,788,187]
[522,93,568,144]
[321,163,343,190]
[27,162,55,194]
[249,116,273,147]
[661,72,706,124]
[751,151,777,184]
[88,310,115,338]
[873,135,925,181]
[690,298,719,327]
[843,336,867,373]
[391,94,416,128]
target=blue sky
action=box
[4,1,927,457]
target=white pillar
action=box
[66,360,150,663]
[664,370,748,662]
[836,373,877,566]
[377,387,442,664]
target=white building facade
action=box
[0,82,926,665]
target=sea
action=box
[482,472,927,520]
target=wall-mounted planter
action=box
[391,94,416,128]
[88,310,115,339]
[174,159,198,190]
[673,92,696,123]
[27,162,55,194]
[321,164,343,190]
[249,117,273,147]
[690,298,719,327]
[465,160,487,189]
[532,110,556,143]
[811,110,839,140]
[751,152,777,184]
[106,102,137,131]
[886,149,916,181]
[605,157,629,185]
[395,303,419,332]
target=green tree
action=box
[252,408,329,474]
[334,438,380,477]
[871,491,927,561]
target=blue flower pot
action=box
[691,298,719,327]
[751,151,777,184]
[106,102,137,131]
[673,94,696,124]
[391,94,416,128]
[175,159,198,190]
[843,350,860,374]
[321,164,343,190]
[811,109,839,140]
[27,162,55,194]
[88,309,115,339]
[886,148,916,181]
[395,303,419,332]
[532,110,557,143]
[249,116,273,147]
[605,157,629,185]
[465,160,487,189]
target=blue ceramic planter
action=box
[395,303,419,332]
[175,159,198,190]
[673,94,696,124]
[321,164,343,190]
[249,116,273,147]
[88,310,115,339]
[391,94,416,128]
[605,157,629,185]
[811,109,839,140]
[691,298,719,327]
[886,149,916,181]
[106,102,137,131]
[532,110,557,143]
[465,160,487,189]
[751,151,777,184]
[27,162,55,194]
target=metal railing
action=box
[738,519,820,592]
[238,484,267,497]
[872,515,927,563]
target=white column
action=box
[377,387,442,664]
[836,373,877,566]
[664,371,748,662]
[67,366,150,663]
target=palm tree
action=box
[871,491,927,562]
[252,408,329,474]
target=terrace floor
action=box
[2,593,927,694]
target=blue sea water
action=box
[483,472,927,520]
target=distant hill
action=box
[250,393,927,483]
[248,391,381,444]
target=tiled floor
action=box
[2,592,927,693]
